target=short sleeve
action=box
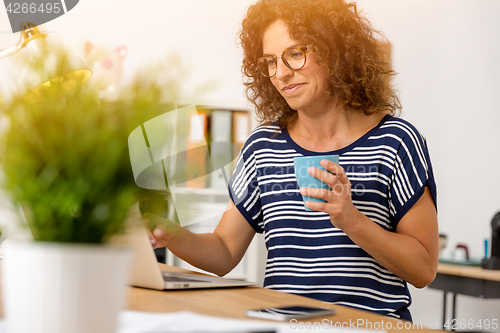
[228,136,264,234]
[388,123,437,226]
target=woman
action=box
[148,0,438,320]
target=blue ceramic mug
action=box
[293,155,339,211]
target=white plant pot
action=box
[2,241,132,333]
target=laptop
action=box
[110,204,254,290]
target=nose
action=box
[274,56,294,80]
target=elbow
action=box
[215,267,235,278]
[411,263,438,289]
[215,269,230,277]
[412,275,435,289]
[213,261,237,277]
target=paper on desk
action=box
[117,310,286,333]
[0,314,279,333]
[116,310,387,333]
[0,310,387,333]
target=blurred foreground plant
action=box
[0,48,178,243]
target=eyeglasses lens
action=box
[284,48,306,69]
[257,58,273,77]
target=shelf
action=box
[172,187,229,197]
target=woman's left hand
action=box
[299,159,362,232]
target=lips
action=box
[282,83,304,94]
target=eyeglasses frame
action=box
[257,44,314,78]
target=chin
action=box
[287,102,309,112]
[282,98,304,111]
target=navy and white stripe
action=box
[228,115,437,321]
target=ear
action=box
[84,41,95,57]
[115,46,128,60]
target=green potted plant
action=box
[0,48,177,333]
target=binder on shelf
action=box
[232,111,250,169]
[209,110,233,189]
[232,111,250,149]
[184,109,209,189]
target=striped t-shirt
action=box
[228,114,437,320]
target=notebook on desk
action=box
[111,206,254,290]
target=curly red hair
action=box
[239,0,401,127]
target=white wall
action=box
[2,0,500,328]
[357,1,500,328]
[359,0,500,260]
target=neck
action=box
[287,105,386,152]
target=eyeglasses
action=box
[257,44,314,78]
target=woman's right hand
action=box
[142,213,181,249]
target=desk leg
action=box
[451,293,457,332]
[443,291,448,330]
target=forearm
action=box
[148,201,256,278]
[345,211,438,288]
[165,227,237,277]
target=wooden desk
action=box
[428,263,500,330]
[0,262,438,332]
[124,264,436,332]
